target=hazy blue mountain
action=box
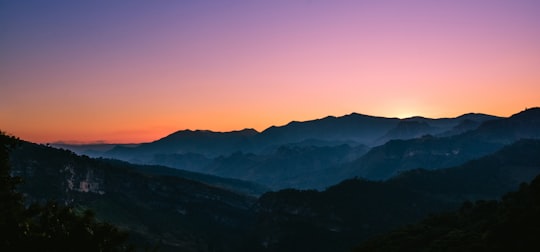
[148,152,213,172]
[51,143,139,157]
[203,144,369,190]
[104,128,258,162]
[71,112,497,161]
[97,113,400,164]
[373,120,439,145]
[53,111,499,190]
[462,107,540,144]
[373,113,499,145]
[247,139,540,252]
[347,135,501,180]
[346,108,540,180]
[258,112,498,148]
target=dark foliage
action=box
[354,174,540,252]
[7,133,257,251]
[0,132,132,251]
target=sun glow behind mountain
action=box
[1,0,539,143]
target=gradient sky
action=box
[1,0,540,143]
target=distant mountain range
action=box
[79,112,499,158]
[345,107,540,180]
[57,108,540,190]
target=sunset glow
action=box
[1,0,539,143]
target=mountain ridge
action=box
[345,107,540,180]
[55,109,540,190]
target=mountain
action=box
[437,118,482,137]
[51,143,140,157]
[5,131,540,251]
[259,113,497,148]
[0,134,132,252]
[203,144,369,190]
[7,137,258,251]
[374,120,439,144]
[462,107,540,143]
[346,135,501,180]
[54,109,539,190]
[354,169,540,251]
[105,128,259,161]
[257,113,400,147]
[60,111,499,189]
[65,112,498,163]
[98,113,401,164]
[346,108,540,180]
[373,113,496,145]
[247,139,540,252]
[97,158,269,196]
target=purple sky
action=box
[1,0,540,143]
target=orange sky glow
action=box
[1,1,539,143]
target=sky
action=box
[1,0,540,144]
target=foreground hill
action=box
[354,170,540,251]
[247,139,540,252]
[7,136,257,251]
[1,134,133,251]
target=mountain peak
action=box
[511,107,540,118]
[166,128,259,138]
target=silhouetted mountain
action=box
[100,113,399,164]
[106,128,258,161]
[259,112,498,148]
[8,138,258,251]
[77,112,497,163]
[346,108,540,180]
[258,113,400,147]
[247,139,540,252]
[58,111,500,190]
